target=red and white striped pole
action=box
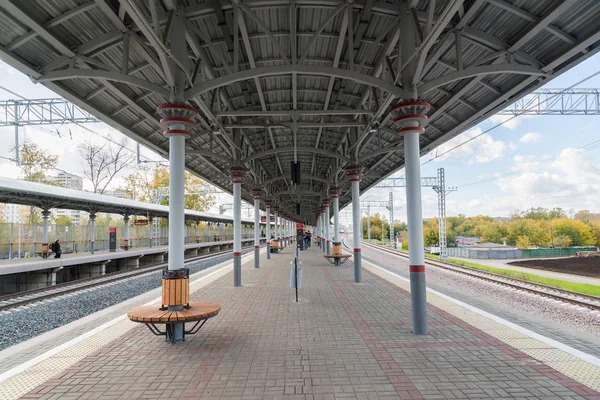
[391,100,431,334]
[265,199,272,259]
[345,165,364,282]
[157,103,197,342]
[229,167,247,287]
[252,189,262,268]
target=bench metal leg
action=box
[145,323,166,336]
[185,319,208,335]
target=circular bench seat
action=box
[128,302,221,323]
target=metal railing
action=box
[0,223,256,260]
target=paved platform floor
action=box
[1,245,600,399]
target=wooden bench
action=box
[324,253,352,265]
[323,242,351,265]
[270,240,282,253]
[127,268,220,342]
[128,302,221,338]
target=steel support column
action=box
[90,212,96,255]
[156,5,199,341]
[229,167,247,286]
[265,201,272,259]
[391,7,430,335]
[41,210,50,259]
[345,165,364,282]
[123,215,130,250]
[148,217,154,248]
[252,189,262,268]
[330,187,341,265]
[323,199,331,254]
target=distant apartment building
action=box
[0,203,30,224]
[104,188,131,199]
[49,172,84,224]
[48,171,84,191]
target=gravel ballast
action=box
[0,249,251,350]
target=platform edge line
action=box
[0,251,259,384]
[363,260,600,368]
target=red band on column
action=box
[354,248,361,253]
[409,265,425,273]
[254,245,259,249]
[233,252,242,256]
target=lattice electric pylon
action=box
[375,168,456,257]
[432,168,457,259]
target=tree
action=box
[11,141,59,224]
[516,235,532,249]
[423,218,439,246]
[123,165,156,202]
[552,235,572,248]
[551,218,594,246]
[574,210,600,223]
[123,165,216,212]
[11,141,59,184]
[54,215,73,225]
[78,137,135,194]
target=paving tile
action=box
[5,247,599,400]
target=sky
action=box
[1,53,600,222]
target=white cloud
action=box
[487,113,537,130]
[431,127,507,164]
[494,148,600,212]
[512,155,538,172]
[519,132,541,143]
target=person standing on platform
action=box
[50,239,62,259]
[306,231,312,247]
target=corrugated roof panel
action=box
[0,0,598,219]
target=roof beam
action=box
[2,1,75,57]
[236,2,286,182]
[315,6,349,150]
[239,3,290,64]
[426,0,581,126]
[216,110,374,117]
[36,68,170,98]
[419,0,487,81]
[184,65,406,99]
[423,29,600,158]
[7,2,97,51]
[264,175,329,186]
[298,4,345,64]
[418,64,545,94]
[242,147,351,165]
[224,122,367,129]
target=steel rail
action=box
[357,239,600,312]
[0,244,256,312]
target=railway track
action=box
[0,246,248,312]
[356,239,600,312]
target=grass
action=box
[422,252,600,297]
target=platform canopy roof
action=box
[1,0,599,224]
[0,177,258,224]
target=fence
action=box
[0,222,257,259]
[447,246,598,260]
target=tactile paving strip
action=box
[0,252,252,400]
[364,261,600,392]
[0,319,135,400]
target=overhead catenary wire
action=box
[0,85,165,164]
[422,69,600,168]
